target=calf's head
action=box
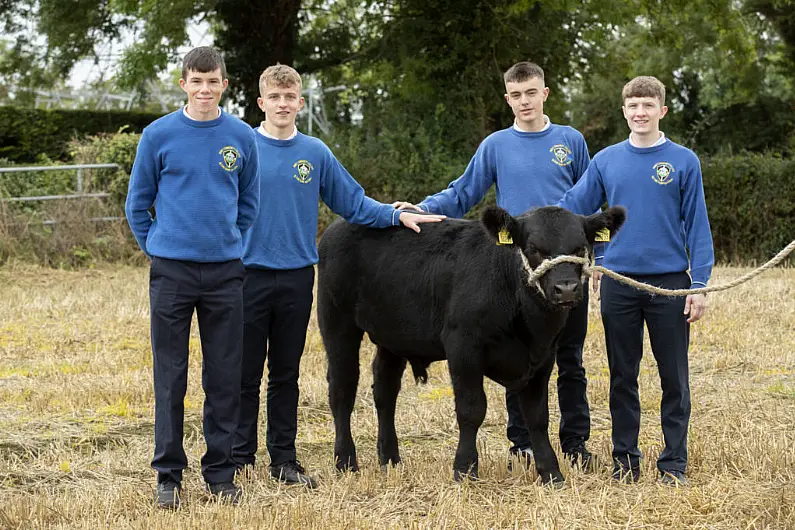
[482,205,626,307]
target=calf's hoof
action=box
[379,455,401,472]
[453,467,478,482]
[539,469,565,487]
[334,456,359,473]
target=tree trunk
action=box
[215,0,301,125]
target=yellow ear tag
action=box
[595,228,610,242]
[497,227,513,246]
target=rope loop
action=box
[523,238,795,297]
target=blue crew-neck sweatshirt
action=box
[417,124,605,259]
[558,139,714,287]
[124,109,260,262]
[242,131,401,270]
[419,124,590,217]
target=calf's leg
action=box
[320,309,364,473]
[517,357,564,485]
[444,337,486,481]
[372,346,406,468]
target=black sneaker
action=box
[563,441,595,471]
[206,482,242,505]
[269,460,318,488]
[507,446,533,471]
[658,469,688,487]
[155,480,181,509]
[611,462,641,484]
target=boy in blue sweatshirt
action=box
[558,76,713,485]
[232,64,443,488]
[395,61,597,469]
[125,47,259,507]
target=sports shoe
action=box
[658,469,688,487]
[206,482,242,505]
[269,460,318,488]
[155,480,181,509]
[612,459,641,484]
[563,441,595,471]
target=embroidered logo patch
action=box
[293,160,314,184]
[550,144,572,166]
[218,146,240,172]
[652,162,675,185]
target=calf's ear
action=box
[583,206,626,243]
[482,207,519,245]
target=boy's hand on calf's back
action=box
[398,211,446,233]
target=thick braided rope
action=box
[524,238,795,297]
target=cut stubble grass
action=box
[0,264,793,529]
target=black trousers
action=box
[505,285,590,454]
[149,257,245,485]
[600,272,691,473]
[232,266,314,467]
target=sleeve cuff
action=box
[418,199,436,214]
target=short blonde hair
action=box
[622,76,666,106]
[259,64,302,95]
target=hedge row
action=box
[0,106,162,163]
[702,154,795,264]
[1,129,793,266]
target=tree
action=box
[0,0,306,122]
[566,0,795,154]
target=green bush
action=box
[0,129,145,267]
[0,156,76,199]
[2,126,793,268]
[320,120,470,233]
[70,129,142,209]
[702,153,795,264]
[0,106,160,163]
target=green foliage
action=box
[70,130,142,208]
[1,0,302,124]
[702,153,795,263]
[0,106,159,163]
[567,0,795,154]
[0,129,144,268]
[322,120,466,227]
[0,156,75,199]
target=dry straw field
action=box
[0,264,793,529]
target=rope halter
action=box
[517,248,592,299]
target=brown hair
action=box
[503,62,545,85]
[181,47,226,80]
[259,64,303,95]
[622,76,666,105]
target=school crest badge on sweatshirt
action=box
[652,162,674,185]
[293,160,314,184]
[219,146,240,171]
[550,144,572,166]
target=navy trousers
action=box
[149,257,245,485]
[505,284,591,454]
[600,272,691,473]
[232,266,314,467]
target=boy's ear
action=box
[482,207,519,245]
[583,206,626,243]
